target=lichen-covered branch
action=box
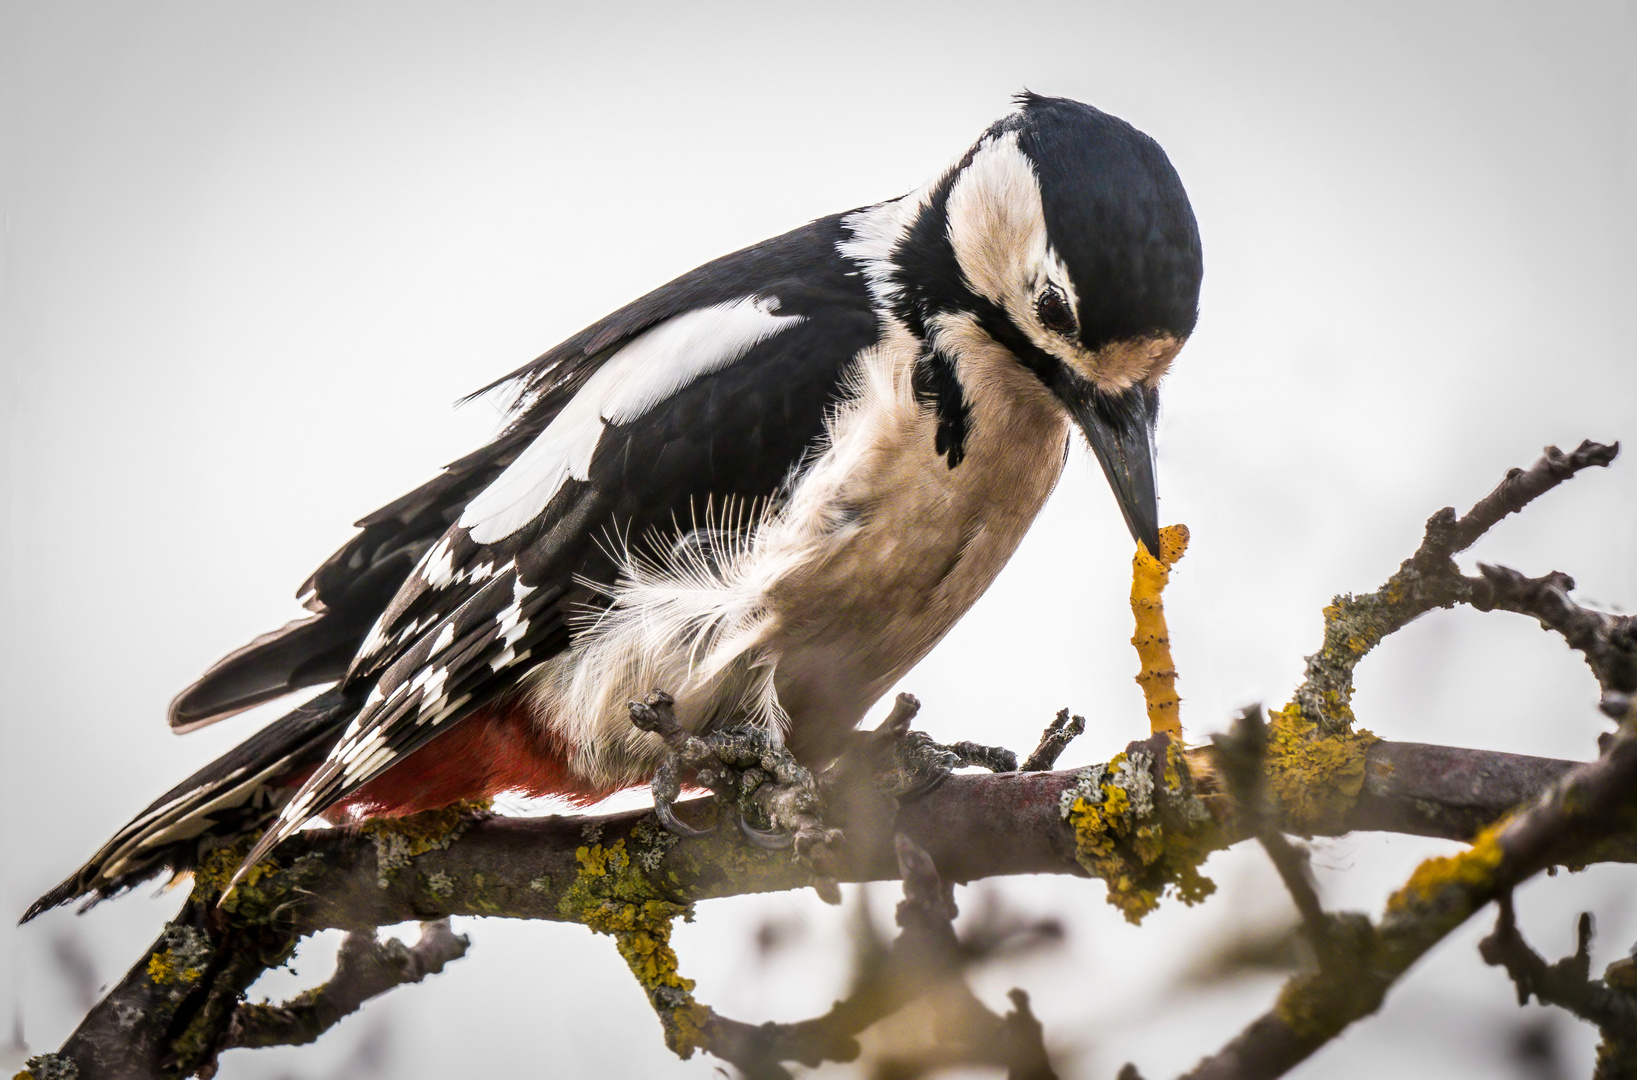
[1176,726,1637,1080]
[1479,896,1637,1079]
[36,733,1624,1080]
[1059,731,1218,922]
[1291,440,1622,736]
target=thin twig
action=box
[689,834,1057,1078]
[221,920,469,1051]
[1478,894,1637,1074]
[1022,710,1087,772]
[1211,707,1329,950]
[1447,440,1620,552]
[1467,563,1637,696]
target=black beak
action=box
[1064,382,1160,558]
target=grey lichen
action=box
[370,831,416,888]
[1061,740,1219,923]
[145,924,213,992]
[359,802,483,888]
[426,871,456,898]
[529,875,554,893]
[1114,749,1156,817]
[631,818,679,875]
[20,1053,79,1080]
[111,1000,144,1031]
[1059,764,1108,819]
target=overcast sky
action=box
[3,2,1635,1077]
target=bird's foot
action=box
[629,691,845,902]
[835,693,1019,803]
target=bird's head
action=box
[888,92,1203,557]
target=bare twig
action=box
[1467,563,1637,697]
[1479,895,1637,1078]
[1022,710,1086,772]
[686,835,1057,1079]
[1447,440,1620,552]
[1211,707,1329,951]
[219,920,468,1053]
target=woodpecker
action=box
[24,92,1201,921]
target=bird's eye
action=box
[1036,288,1076,336]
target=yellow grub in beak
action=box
[1130,522,1189,739]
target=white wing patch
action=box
[459,296,805,545]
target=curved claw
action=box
[895,769,950,803]
[654,796,718,839]
[736,810,795,850]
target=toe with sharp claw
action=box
[627,690,843,893]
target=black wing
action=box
[168,212,869,731]
[231,220,880,878]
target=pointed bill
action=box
[1065,383,1160,558]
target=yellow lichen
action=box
[1272,971,1330,1038]
[1063,747,1217,923]
[1603,955,1637,991]
[359,799,489,856]
[1131,523,1190,739]
[1264,704,1379,834]
[360,800,490,887]
[1385,825,1505,916]
[188,834,294,920]
[145,948,201,985]
[560,840,711,1056]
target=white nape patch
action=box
[837,147,966,312]
[941,131,1175,393]
[838,196,926,311]
[459,297,805,545]
[945,131,1051,317]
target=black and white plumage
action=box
[25,92,1201,919]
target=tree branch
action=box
[1289,440,1622,736]
[1479,896,1637,1079]
[214,920,469,1059]
[28,438,1631,1080]
[1176,726,1637,1080]
[685,834,1059,1079]
[35,733,1632,1080]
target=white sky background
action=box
[2,1,1635,1077]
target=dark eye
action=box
[1036,287,1076,336]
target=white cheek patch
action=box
[944,131,1049,309]
[459,296,805,545]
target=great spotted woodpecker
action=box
[24,92,1201,920]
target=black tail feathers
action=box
[21,689,354,923]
